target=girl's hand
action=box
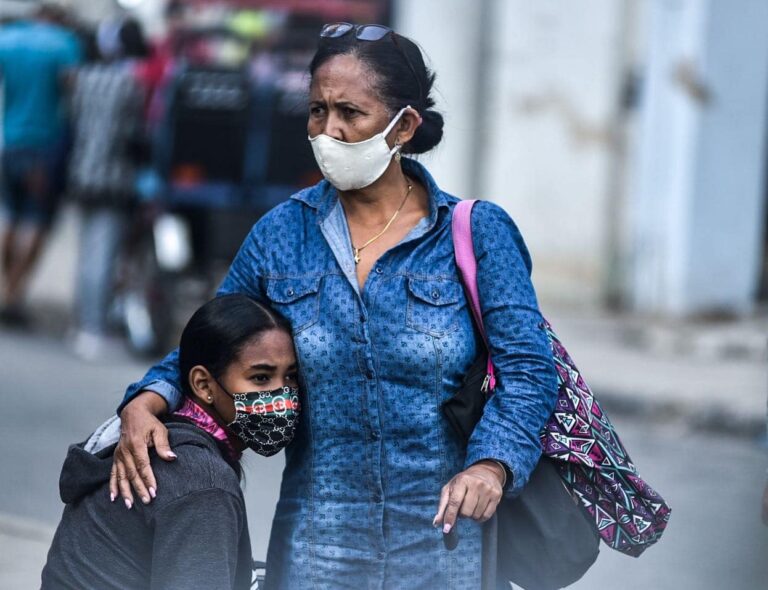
[433,460,505,534]
[109,391,175,508]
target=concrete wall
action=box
[393,0,485,200]
[396,0,768,316]
[629,0,768,315]
[396,0,630,306]
[480,0,629,305]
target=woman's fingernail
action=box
[124,499,133,510]
[110,492,115,503]
[432,519,439,528]
[443,523,452,534]
[168,452,177,459]
[141,495,150,504]
[149,487,156,499]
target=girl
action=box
[41,294,300,589]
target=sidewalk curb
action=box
[597,390,766,440]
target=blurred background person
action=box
[67,17,150,360]
[135,0,186,130]
[0,3,82,327]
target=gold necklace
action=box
[352,181,414,265]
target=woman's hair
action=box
[178,294,293,396]
[308,29,444,154]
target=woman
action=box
[41,294,300,589]
[114,23,558,589]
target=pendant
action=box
[354,249,361,265]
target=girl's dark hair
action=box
[178,294,292,397]
[309,29,444,154]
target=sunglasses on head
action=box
[319,22,423,105]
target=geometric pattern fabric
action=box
[540,320,672,557]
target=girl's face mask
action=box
[219,384,301,457]
[308,106,409,191]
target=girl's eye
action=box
[250,374,270,383]
[286,373,299,383]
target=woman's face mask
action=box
[220,384,301,456]
[308,106,409,191]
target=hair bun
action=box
[407,109,444,154]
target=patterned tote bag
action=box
[451,199,671,557]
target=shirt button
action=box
[431,290,440,300]
[286,288,295,297]
[375,266,383,274]
[366,369,374,379]
[373,492,382,503]
[377,552,386,560]
[371,430,380,440]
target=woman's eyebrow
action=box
[334,100,365,111]
[249,363,277,371]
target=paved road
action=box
[1,326,766,589]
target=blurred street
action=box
[1,319,766,589]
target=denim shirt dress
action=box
[121,159,558,590]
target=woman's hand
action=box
[433,460,505,534]
[110,391,175,508]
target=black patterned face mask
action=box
[219,385,301,456]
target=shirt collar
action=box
[290,158,452,225]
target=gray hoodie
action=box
[40,421,253,589]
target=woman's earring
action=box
[394,142,402,163]
[207,395,213,403]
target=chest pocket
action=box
[266,276,322,333]
[406,277,464,337]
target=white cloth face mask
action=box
[308,106,410,191]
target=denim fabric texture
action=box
[121,159,558,589]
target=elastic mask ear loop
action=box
[384,106,411,156]
[213,377,234,400]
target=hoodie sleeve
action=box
[149,488,246,590]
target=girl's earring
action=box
[394,142,402,163]
[207,395,213,403]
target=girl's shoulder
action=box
[148,423,242,509]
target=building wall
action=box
[629,0,768,315]
[396,0,630,306]
[480,0,629,306]
[397,0,768,316]
[394,0,484,200]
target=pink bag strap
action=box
[452,200,497,392]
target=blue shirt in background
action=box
[0,20,82,149]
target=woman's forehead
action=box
[309,54,380,105]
